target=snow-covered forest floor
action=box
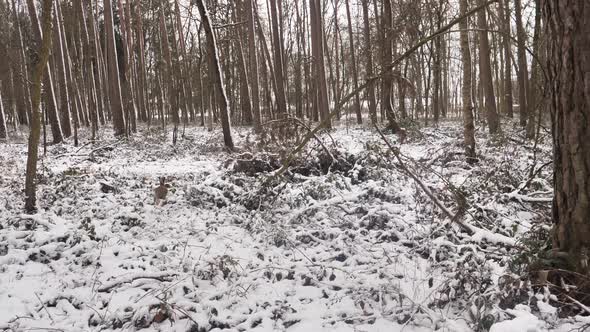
[0,120,586,331]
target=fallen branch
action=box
[374,125,474,235]
[97,272,177,293]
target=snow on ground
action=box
[0,120,577,331]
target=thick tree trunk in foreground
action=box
[196,0,234,149]
[545,0,590,272]
[25,0,53,213]
[460,0,476,161]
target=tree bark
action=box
[381,0,401,132]
[460,0,476,161]
[246,0,262,132]
[476,0,500,133]
[545,0,590,272]
[526,0,541,139]
[515,0,529,127]
[26,0,63,144]
[501,0,514,118]
[345,0,362,124]
[310,0,330,128]
[25,0,53,213]
[269,0,288,119]
[361,0,377,124]
[196,0,234,149]
[104,0,126,136]
[53,0,72,138]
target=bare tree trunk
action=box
[460,0,476,161]
[545,0,590,273]
[53,0,72,138]
[119,0,137,133]
[501,0,514,118]
[12,0,33,126]
[526,0,541,139]
[25,0,53,213]
[196,0,234,149]
[476,0,500,133]
[27,0,63,144]
[433,34,441,123]
[159,1,179,142]
[89,0,107,126]
[381,0,401,132]
[294,0,304,120]
[77,0,98,139]
[269,0,288,118]
[515,0,528,127]
[361,0,377,124]
[246,0,262,132]
[233,0,252,125]
[104,0,126,136]
[310,0,330,128]
[345,0,362,124]
[135,3,148,123]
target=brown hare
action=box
[154,177,168,206]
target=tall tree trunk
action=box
[27,0,63,144]
[234,0,252,125]
[246,0,262,132]
[196,0,234,149]
[460,0,476,161]
[345,0,362,124]
[476,0,500,133]
[12,0,33,126]
[433,34,441,123]
[78,0,99,138]
[545,0,590,273]
[381,0,401,132]
[294,0,304,119]
[361,0,377,124]
[269,0,287,118]
[515,0,529,127]
[159,1,179,142]
[502,0,514,118]
[526,0,541,139]
[310,0,330,127]
[134,3,148,123]
[53,0,72,138]
[25,0,53,213]
[104,0,126,136]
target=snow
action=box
[490,305,546,332]
[0,121,579,331]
